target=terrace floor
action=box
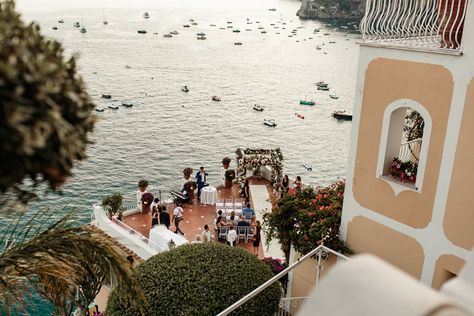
[123,177,277,258]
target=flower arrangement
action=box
[389,157,417,183]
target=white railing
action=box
[110,217,162,250]
[399,138,422,163]
[216,245,350,316]
[360,0,468,52]
[275,297,309,316]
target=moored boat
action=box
[212,96,221,102]
[143,12,150,19]
[52,26,58,30]
[182,86,189,92]
[95,108,105,112]
[234,42,243,45]
[253,104,263,111]
[263,119,277,127]
[183,24,190,28]
[101,94,112,99]
[122,101,133,107]
[58,19,64,23]
[74,21,80,27]
[317,86,330,91]
[138,30,147,34]
[108,105,119,110]
[332,111,352,120]
[233,29,240,33]
[316,81,328,87]
[300,100,315,106]
[197,36,206,40]
[170,31,179,35]
[163,34,172,38]
[196,32,206,36]
[329,94,339,99]
[295,113,305,119]
[80,26,87,33]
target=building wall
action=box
[340,25,474,287]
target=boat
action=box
[253,104,263,111]
[52,26,58,30]
[295,113,305,119]
[316,81,328,87]
[210,24,216,27]
[234,42,243,45]
[197,36,206,40]
[258,26,264,29]
[268,8,277,11]
[163,34,172,38]
[170,31,179,35]
[261,31,267,34]
[121,101,133,107]
[232,29,240,33]
[263,119,277,127]
[101,94,112,99]
[138,30,147,34]
[183,24,191,28]
[300,100,315,106]
[332,111,352,120]
[227,26,233,29]
[317,86,330,91]
[74,21,80,27]
[102,8,108,25]
[189,19,195,22]
[329,95,339,99]
[95,108,105,112]
[316,46,322,50]
[143,12,150,19]
[191,22,198,25]
[182,86,189,93]
[329,41,336,44]
[108,105,119,110]
[196,32,206,36]
[58,19,64,23]
[245,29,252,31]
[302,164,313,171]
[212,96,221,102]
[227,21,233,24]
[80,26,87,33]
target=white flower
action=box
[407,172,412,177]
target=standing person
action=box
[151,208,159,228]
[173,202,185,235]
[195,166,208,202]
[227,225,237,246]
[281,175,290,192]
[294,176,304,191]
[242,179,250,203]
[201,224,212,243]
[158,206,170,229]
[150,198,160,215]
[253,221,262,256]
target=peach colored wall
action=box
[353,58,453,228]
[346,216,425,279]
[290,254,337,298]
[444,78,474,250]
[432,255,465,289]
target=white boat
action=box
[263,119,277,127]
[163,34,172,38]
[234,42,243,45]
[197,36,206,40]
[183,24,191,28]
[143,12,150,19]
[182,86,189,92]
[253,104,263,111]
[170,31,179,35]
[121,101,133,107]
[73,21,80,27]
[316,81,328,87]
[329,95,339,99]
[80,26,87,33]
[58,19,64,23]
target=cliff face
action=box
[297,0,366,20]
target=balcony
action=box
[360,0,468,54]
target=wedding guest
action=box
[295,176,304,191]
[173,202,185,235]
[158,206,170,229]
[237,215,248,227]
[150,198,160,214]
[191,235,202,244]
[227,225,237,246]
[243,203,255,219]
[281,175,290,192]
[151,209,159,228]
[242,179,250,203]
[201,224,212,243]
[195,166,208,202]
[253,221,262,256]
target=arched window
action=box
[376,99,431,194]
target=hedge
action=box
[106,243,281,315]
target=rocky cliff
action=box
[297,0,366,20]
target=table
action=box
[200,186,217,205]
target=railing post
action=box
[316,247,322,286]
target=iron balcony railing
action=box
[216,245,350,316]
[360,0,468,52]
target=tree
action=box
[107,243,282,316]
[0,1,141,314]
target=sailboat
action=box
[102,8,108,25]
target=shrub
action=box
[0,1,95,194]
[102,193,124,218]
[106,243,281,316]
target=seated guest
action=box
[226,225,237,246]
[243,203,255,219]
[237,215,248,227]
[249,215,257,231]
[227,211,239,226]
[158,206,171,229]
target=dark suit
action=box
[196,170,208,201]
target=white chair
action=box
[234,198,243,213]
[218,226,229,240]
[246,226,255,244]
[225,197,234,216]
[236,226,247,244]
[216,198,225,212]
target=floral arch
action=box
[235,148,284,190]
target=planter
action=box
[438,0,466,49]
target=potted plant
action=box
[225,169,236,188]
[141,192,154,213]
[102,193,124,219]
[222,157,231,169]
[183,167,193,181]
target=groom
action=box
[195,166,209,202]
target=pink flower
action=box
[319,206,324,211]
[397,164,401,169]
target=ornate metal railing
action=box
[216,245,350,316]
[399,138,422,163]
[360,0,468,52]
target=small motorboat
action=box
[52,26,58,30]
[196,32,206,36]
[183,24,191,28]
[245,28,252,31]
[80,26,87,33]
[234,42,243,45]
[263,119,277,127]
[74,21,80,27]
[95,108,105,112]
[329,95,339,99]
[317,86,330,91]
[253,104,264,111]
[268,8,277,11]
[122,101,133,107]
[227,21,233,24]
[182,86,189,92]
[316,81,328,87]
[329,41,336,44]
[227,25,233,29]
[210,24,216,26]
[138,30,147,34]
[300,100,315,106]
[101,94,112,99]
[232,29,240,33]
[302,164,313,171]
[189,19,195,22]
[143,12,150,19]
[170,31,179,35]
[191,22,198,25]
[108,105,119,110]
[163,34,172,38]
[261,30,267,34]
[295,113,305,119]
[58,19,64,23]
[332,111,353,121]
[258,26,264,29]
[197,36,206,40]
[212,96,221,102]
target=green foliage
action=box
[106,243,281,316]
[404,110,424,141]
[264,180,350,262]
[225,169,236,181]
[0,1,95,194]
[102,193,124,218]
[137,179,149,189]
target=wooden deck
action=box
[122,178,276,258]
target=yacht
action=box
[80,26,87,33]
[58,19,64,23]
[74,21,80,27]
[143,12,150,19]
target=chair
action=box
[218,226,229,240]
[216,198,225,212]
[225,197,234,215]
[236,226,247,244]
[234,198,243,213]
[246,226,255,244]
